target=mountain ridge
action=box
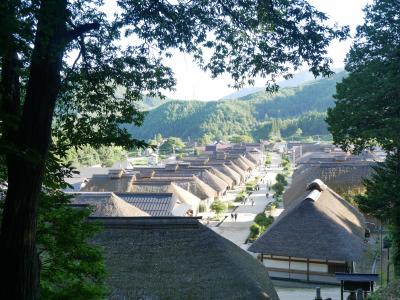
[126,71,346,141]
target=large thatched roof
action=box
[245,152,260,164]
[188,165,234,188]
[91,217,279,300]
[249,180,366,262]
[169,183,201,208]
[72,193,149,217]
[200,169,229,193]
[283,162,374,208]
[226,161,246,179]
[240,155,256,169]
[139,168,228,194]
[80,174,135,193]
[208,167,234,187]
[135,176,217,200]
[233,157,251,171]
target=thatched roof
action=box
[233,157,251,171]
[128,181,170,193]
[192,176,218,199]
[187,165,234,188]
[249,180,366,262]
[245,152,259,164]
[283,162,374,208]
[91,217,279,300]
[135,176,217,200]
[72,193,149,217]
[200,169,229,194]
[142,168,228,194]
[169,183,201,209]
[226,161,246,179]
[80,174,135,193]
[240,155,256,169]
[208,167,234,187]
[219,164,241,185]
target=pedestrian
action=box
[234,213,238,222]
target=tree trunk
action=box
[0,0,68,298]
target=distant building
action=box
[249,179,366,284]
[91,217,279,300]
[283,162,374,208]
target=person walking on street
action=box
[234,213,238,222]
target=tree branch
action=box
[66,22,100,42]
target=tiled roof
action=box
[116,193,175,216]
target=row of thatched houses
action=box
[64,143,283,299]
[69,144,263,217]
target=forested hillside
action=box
[126,71,346,141]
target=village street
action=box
[212,152,282,250]
[212,152,344,300]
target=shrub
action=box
[254,213,274,228]
[275,173,288,186]
[272,182,285,196]
[250,224,261,238]
[210,200,226,215]
[227,201,235,209]
[234,190,247,202]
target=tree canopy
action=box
[327,0,400,154]
[326,0,400,278]
[159,137,185,154]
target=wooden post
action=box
[341,280,344,300]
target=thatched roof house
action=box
[134,176,217,202]
[239,155,256,170]
[72,193,149,217]
[91,217,279,300]
[249,179,366,283]
[225,161,246,180]
[134,166,228,196]
[283,162,374,208]
[207,162,241,185]
[80,171,135,193]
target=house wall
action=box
[261,255,348,284]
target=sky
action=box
[162,0,372,101]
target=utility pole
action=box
[380,225,383,287]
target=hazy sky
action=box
[163,0,372,101]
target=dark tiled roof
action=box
[116,193,175,216]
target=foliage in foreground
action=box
[0,154,107,299]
